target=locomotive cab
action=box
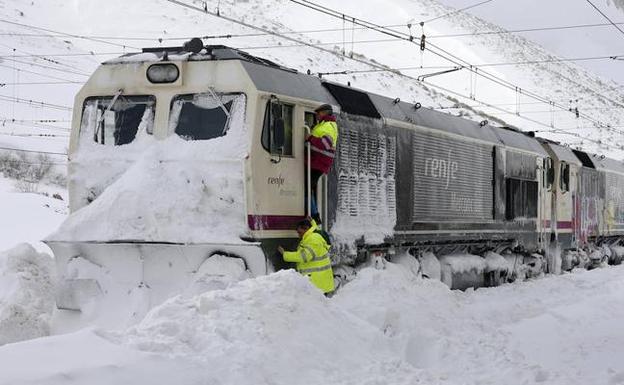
[45,43,337,319]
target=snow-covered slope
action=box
[1,0,624,158]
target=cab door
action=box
[248,97,309,235]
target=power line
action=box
[0,81,83,86]
[0,132,69,138]
[3,20,624,42]
[428,22,624,38]
[1,118,70,123]
[0,63,84,83]
[4,57,90,77]
[0,145,66,156]
[1,120,71,132]
[585,0,624,39]
[0,41,92,71]
[0,94,72,111]
[164,0,617,150]
[0,52,123,58]
[239,37,624,67]
[421,0,494,24]
[286,0,624,138]
[0,18,140,50]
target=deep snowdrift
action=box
[0,244,55,346]
[1,259,624,385]
[48,126,249,244]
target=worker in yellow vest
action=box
[278,218,335,294]
[306,104,338,223]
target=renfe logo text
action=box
[424,150,459,189]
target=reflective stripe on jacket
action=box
[307,118,338,174]
[282,221,335,293]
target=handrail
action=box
[305,125,311,218]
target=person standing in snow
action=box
[278,218,335,294]
[306,104,338,224]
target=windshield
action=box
[81,95,156,146]
[169,92,244,141]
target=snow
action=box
[0,244,55,346]
[48,96,248,244]
[2,260,624,384]
[483,251,514,272]
[0,176,67,253]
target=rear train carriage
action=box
[540,142,581,250]
[593,156,624,237]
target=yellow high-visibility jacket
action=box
[283,222,335,293]
[307,118,338,174]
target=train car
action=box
[46,40,620,314]
[540,142,581,250]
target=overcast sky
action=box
[434,0,624,85]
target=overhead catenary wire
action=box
[0,94,72,111]
[0,132,70,138]
[4,57,90,77]
[0,18,140,50]
[0,81,83,86]
[163,0,616,150]
[286,0,624,138]
[5,21,621,42]
[0,63,84,83]
[0,145,67,156]
[0,40,94,70]
[0,52,124,58]
[0,118,71,132]
[585,0,624,39]
[419,0,494,24]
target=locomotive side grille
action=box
[336,126,396,222]
[412,131,494,221]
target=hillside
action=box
[1,0,624,160]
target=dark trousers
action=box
[305,169,325,219]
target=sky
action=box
[434,0,624,85]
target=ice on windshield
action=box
[81,95,156,146]
[168,93,245,141]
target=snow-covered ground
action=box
[0,175,66,253]
[1,260,623,385]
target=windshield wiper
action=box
[207,88,232,135]
[94,88,124,143]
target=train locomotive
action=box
[47,39,624,313]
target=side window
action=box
[304,111,316,129]
[560,162,570,192]
[544,157,554,190]
[261,100,293,156]
[505,178,538,220]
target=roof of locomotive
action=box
[108,43,547,156]
[542,142,583,165]
[593,155,624,174]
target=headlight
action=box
[146,63,179,84]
